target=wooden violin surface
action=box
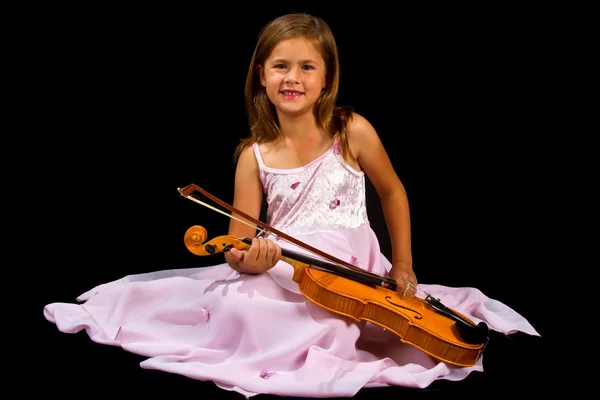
[297,267,485,367]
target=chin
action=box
[278,108,312,118]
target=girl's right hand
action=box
[229,237,282,274]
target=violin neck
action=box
[240,237,387,288]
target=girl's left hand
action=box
[389,264,417,297]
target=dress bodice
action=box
[252,138,370,237]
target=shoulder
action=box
[345,112,381,155]
[235,142,259,173]
[347,112,375,135]
[238,141,257,161]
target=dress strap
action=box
[252,142,266,169]
[252,142,268,189]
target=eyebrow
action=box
[269,58,319,64]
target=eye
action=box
[301,65,315,70]
[274,64,286,69]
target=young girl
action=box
[223,13,415,296]
[44,12,539,398]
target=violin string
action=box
[414,285,430,299]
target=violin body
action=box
[297,267,485,367]
[183,224,487,367]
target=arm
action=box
[347,113,416,292]
[224,144,282,274]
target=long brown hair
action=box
[234,12,354,162]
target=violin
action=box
[178,184,490,367]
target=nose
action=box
[285,68,300,83]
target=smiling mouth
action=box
[281,91,304,95]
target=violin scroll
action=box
[184,225,209,255]
[184,225,251,256]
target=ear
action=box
[257,65,266,87]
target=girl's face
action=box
[259,37,327,118]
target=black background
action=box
[30,2,556,397]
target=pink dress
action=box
[43,139,539,398]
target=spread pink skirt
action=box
[44,226,539,397]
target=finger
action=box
[229,247,245,263]
[242,239,254,264]
[267,241,281,265]
[274,243,282,264]
[406,278,418,296]
[248,238,261,261]
[256,237,268,261]
[397,277,411,295]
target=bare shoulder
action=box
[346,112,382,157]
[344,111,401,196]
[233,142,261,188]
[237,143,259,170]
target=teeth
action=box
[282,91,301,95]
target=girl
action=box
[224,12,415,295]
[44,12,539,398]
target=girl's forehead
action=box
[267,37,323,61]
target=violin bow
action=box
[177,183,397,287]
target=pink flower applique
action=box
[201,306,210,322]
[290,181,301,190]
[334,141,341,155]
[260,369,276,379]
[329,198,340,209]
[350,255,358,266]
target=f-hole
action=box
[385,296,423,320]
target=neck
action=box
[277,112,321,140]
